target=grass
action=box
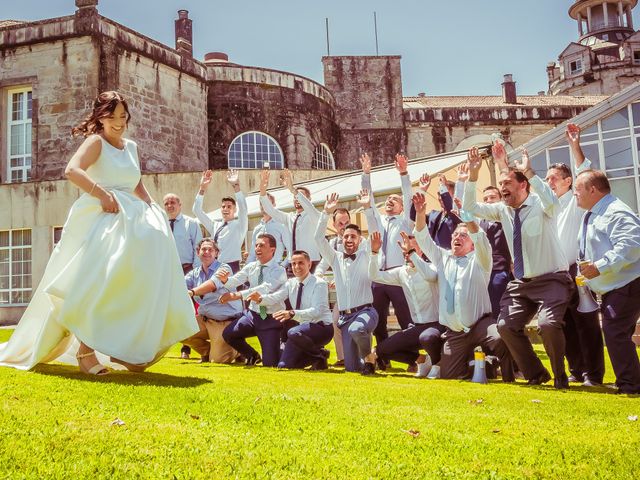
[0,329,639,479]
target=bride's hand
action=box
[100,191,119,214]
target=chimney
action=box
[204,52,230,65]
[417,92,426,97]
[175,10,193,56]
[76,0,98,11]
[502,74,517,104]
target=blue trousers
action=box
[338,307,379,372]
[279,322,334,369]
[222,310,282,367]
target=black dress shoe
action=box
[376,357,389,371]
[554,374,570,390]
[361,362,376,376]
[527,369,552,386]
[311,357,328,370]
[199,356,210,364]
[582,378,602,387]
[246,354,262,366]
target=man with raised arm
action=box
[412,191,514,381]
[574,169,640,394]
[360,153,413,357]
[259,169,321,272]
[544,123,604,386]
[190,233,287,367]
[247,189,289,266]
[192,169,248,273]
[314,191,379,374]
[366,231,444,376]
[251,250,333,370]
[463,143,572,389]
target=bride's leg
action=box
[76,342,109,375]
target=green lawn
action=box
[0,328,638,480]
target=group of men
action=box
[163,124,640,394]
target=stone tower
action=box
[548,0,640,95]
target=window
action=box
[568,59,583,76]
[312,144,335,170]
[633,50,640,65]
[6,87,33,183]
[227,131,284,169]
[0,229,32,306]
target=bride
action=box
[0,91,198,375]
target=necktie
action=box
[512,206,525,280]
[169,219,175,233]
[344,253,357,261]
[214,222,228,243]
[381,216,395,270]
[445,257,459,314]
[292,213,301,251]
[578,211,593,261]
[257,264,267,319]
[295,282,304,309]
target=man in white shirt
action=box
[191,233,287,367]
[247,192,289,265]
[315,191,379,374]
[360,153,414,355]
[463,143,573,389]
[252,250,333,370]
[192,169,248,273]
[259,169,321,271]
[163,193,202,274]
[366,231,444,374]
[574,169,640,394]
[545,123,604,386]
[412,192,514,381]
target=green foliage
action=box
[0,329,638,479]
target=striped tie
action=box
[512,206,525,279]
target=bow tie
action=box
[344,253,357,261]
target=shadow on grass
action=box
[32,364,212,388]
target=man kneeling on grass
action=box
[185,238,242,364]
[248,250,333,370]
[412,192,515,381]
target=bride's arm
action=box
[65,135,119,213]
[134,180,153,205]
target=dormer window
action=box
[633,50,640,64]
[569,59,583,75]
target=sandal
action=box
[76,351,109,376]
[109,357,148,373]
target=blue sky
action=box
[3,1,639,96]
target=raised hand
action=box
[412,192,427,215]
[395,153,408,175]
[227,169,239,185]
[370,231,382,253]
[356,189,370,208]
[566,123,581,146]
[259,168,270,195]
[199,170,213,193]
[397,231,412,255]
[324,192,340,213]
[491,141,509,171]
[360,153,372,174]
[514,148,532,175]
[418,173,431,192]
[467,147,482,181]
[453,197,462,211]
[457,162,470,182]
[281,168,296,194]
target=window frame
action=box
[227,131,285,170]
[312,143,336,170]
[0,228,33,307]
[568,58,583,76]
[6,86,33,183]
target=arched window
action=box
[227,131,284,169]
[312,143,335,170]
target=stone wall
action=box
[323,56,407,168]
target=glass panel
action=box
[0,292,9,304]
[603,129,630,140]
[609,177,638,213]
[10,124,25,156]
[26,126,32,155]
[604,138,633,169]
[11,92,23,121]
[580,143,600,170]
[0,232,9,248]
[548,146,570,167]
[601,108,630,132]
[632,103,640,126]
[27,91,32,119]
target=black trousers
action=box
[376,322,445,366]
[372,282,412,344]
[601,276,640,394]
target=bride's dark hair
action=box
[71,91,131,137]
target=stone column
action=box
[587,6,593,32]
[603,2,609,27]
[627,5,634,29]
[578,13,584,35]
[618,1,624,27]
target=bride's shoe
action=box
[76,351,109,376]
[109,357,148,373]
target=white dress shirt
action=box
[368,252,439,324]
[314,212,373,311]
[170,213,202,267]
[579,193,640,295]
[556,158,591,264]
[415,225,492,332]
[260,274,332,324]
[463,177,569,278]
[193,190,248,264]
[247,218,289,264]
[225,257,287,314]
[260,193,321,261]
[361,172,414,269]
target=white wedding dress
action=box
[0,136,198,369]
